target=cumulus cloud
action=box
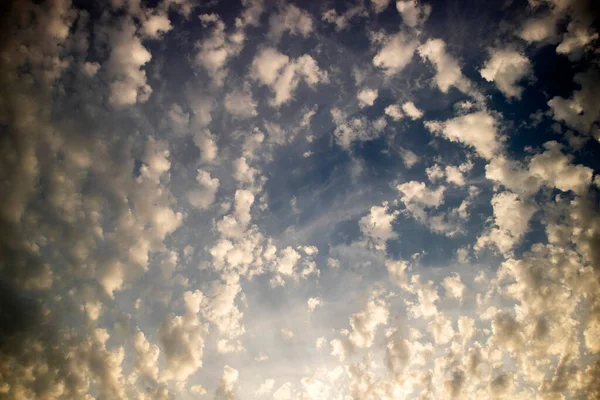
[357,88,378,108]
[425,111,501,159]
[224,90,258,118]
[251,48,328,106]
[396,0,431,27]
[480,49,532,99]
[187,169,219,209]
[373,32,418,75]
[418,39,472,94]
[106,18,152,107]
[159,291,207,381]
[268,4,313,42]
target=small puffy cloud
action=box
[187,169,219,209]
[399,147,420,168]
[529,141,593,195]
[357,88,378,108]
[268,4,313,42]
[106,19,152,107]
[194,14,245,86]
[442,274,465,301]
[371,0,391,13]
[281,328,294,339]
[348,295,389,348]
[322,2,368,30]
[476,191,537,253]
[191,385,208,395]
[359,202,399,250]
[373,33,418,75]
[385,104,404,120]
[307,297,322,312]
[133,330,160,381]
[547,69,600,135]
[397,180,445,222]
[255,379,275,396]
[418,39,471,94]
[425,111,500,160]
[330,108,388,149]
[159,290,207,382]
[480,49,532,99]
[224,90,257,118]
[396,0,431,27]
[141,12,172,39]
[194,130,218,164]
[215,365,239,400]
[401,101,423,119]
[427,313,455,345]
[251,48,327,106]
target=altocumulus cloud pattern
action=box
[1,0,600,398]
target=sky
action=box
[0,0,600,398]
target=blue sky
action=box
[1,0,600,399]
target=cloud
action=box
[548,69,600,136]
[418,39,472,94]
[396,0,431,27]
[480,49,532,99]
[106,18,152,107]
[194,14,245,86]
[251,48,328,106]
[425,111,501,159]
[384,104,404,120]
[187,169,220,209]
[215,365,239,400]
[224,90,258,118]
[268,4,313,42]
[373,33,418,75]
[359,202,400,250]
[347,293,389,348]
[401,101,423,119]
[357,88,378,108]
[159,291,207,381]
[476,191,537,253]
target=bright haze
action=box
[1,0,600,399]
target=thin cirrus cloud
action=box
[0,0,599,399]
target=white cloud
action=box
[106,18,152,107]
[359,203,399,250]
[215,365,239,400]
[476,191,537,253]
[480,49,532,99]
[187,169,219,209]
[384,104,404,120]
[547,69,600,135]
[224,90,257,118]
[397,180,445,222]
[396,0,431,27]
[322,1,367,30]
[255,379,275,396]
[371,0,391,13]
[418,39,471,94]
[399,147,420,168]
[348,294,389,348]
[307,297,322,312]
[133,330,160,381]
[373,33,418,75]
[140,12,172,39]
[251,48,327,106]
[401,101,423,119]
[357,88,378,108]
[268,4,313,42]
[159,291,207,382]
[425,111,500,159]
[195,14,245,86]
